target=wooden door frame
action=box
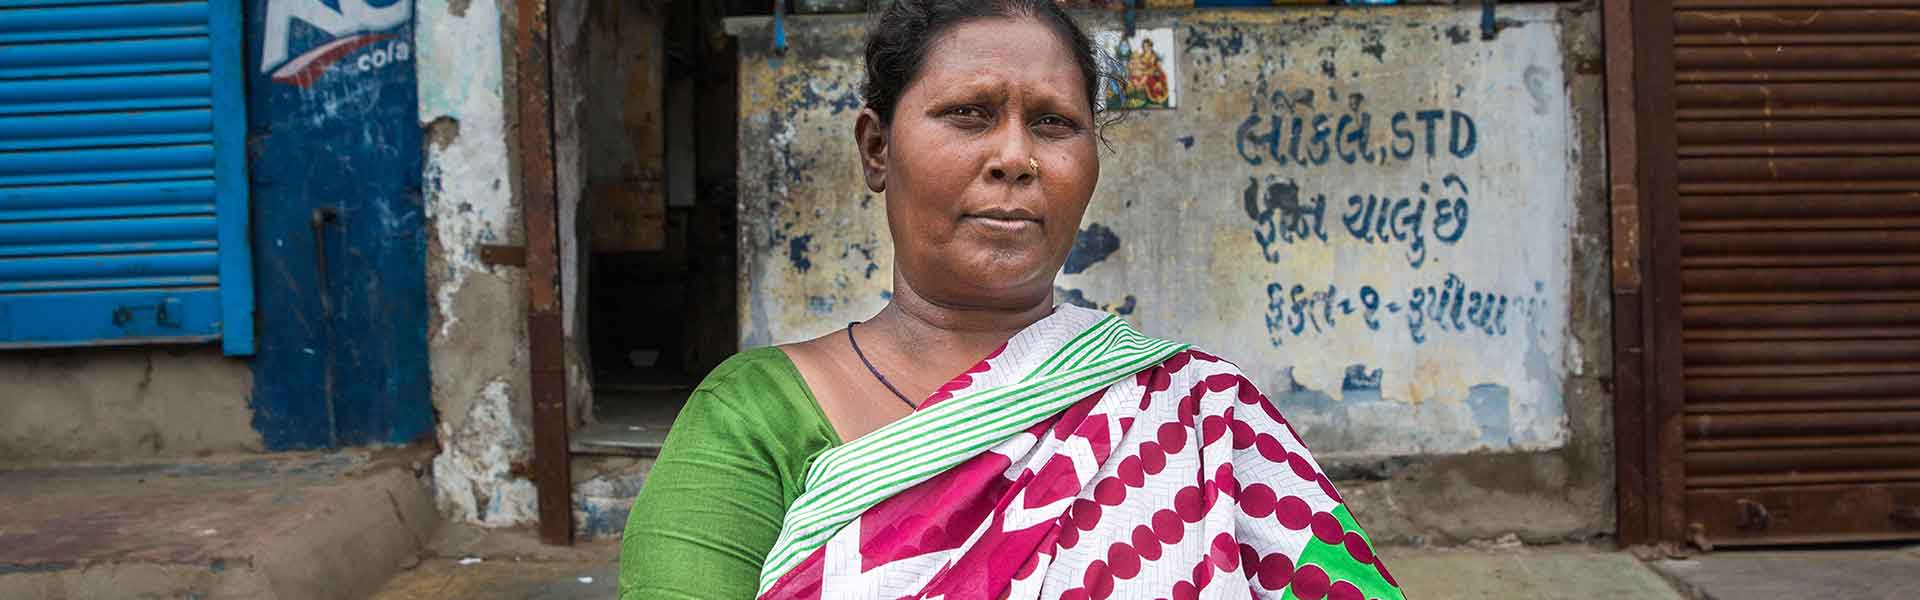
[1606,0,1686,549]
[512,0,575,546]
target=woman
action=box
[620,2,1406,599]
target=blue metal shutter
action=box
[0,0,254,355]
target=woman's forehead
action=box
[910,20,1086,97]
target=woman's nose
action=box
[989,164,1035,184]
[988,134,1036,184]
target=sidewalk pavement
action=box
[1380,544,1684,599]
[1649,544,1920,600]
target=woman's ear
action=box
[855,108,888,193]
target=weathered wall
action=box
[417,0,539,527]
[0,347,260,464]
[553,0,594,428]
[734,5,1613,543]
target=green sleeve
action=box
[618,349,838,600]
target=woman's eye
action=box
[945,106,988,121]
[1033,115,1080,135]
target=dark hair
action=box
[862,1,1113,129]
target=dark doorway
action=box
[562,0,757,454]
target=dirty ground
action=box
[1651,545,1920,600]
[0,449,437,599]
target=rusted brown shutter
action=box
[1672,0,1920,546]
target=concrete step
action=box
[0,449,439,600]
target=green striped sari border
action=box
[800,317,1131,482]
[1031,316,1128,379]
[1023,315,1124,381]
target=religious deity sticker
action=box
[1095,28,1178,110]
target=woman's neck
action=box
[862,278,1055,371]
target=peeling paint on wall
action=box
[432,378,538,525]
[737,6,1579,458]
[419,0,515,341]
[417,0,534,527]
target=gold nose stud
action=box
[1028,157,1041,176]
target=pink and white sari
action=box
[758,305,1406,600]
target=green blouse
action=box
[618,347,840,600]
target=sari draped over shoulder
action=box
[755,305,1408,600]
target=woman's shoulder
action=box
[697,346,797,389]
[1147,345,1258,387]
[683,346,829,431]
[1160,345,1242,372]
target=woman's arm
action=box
[618,390,792,600]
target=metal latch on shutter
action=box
[1735,499,1770,532]
[114,298,184,328]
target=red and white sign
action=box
[261,0,412,87]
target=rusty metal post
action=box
[1606,0,1685,549]
[515,0,573,546]
[1637,0,1686,548]
[1603,0,1649,548]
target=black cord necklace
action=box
[847,322,918,410]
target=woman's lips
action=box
[968,207,1040,221]
[964,215,1040,233]
[963,207,1041,234]
[963,207,1042,232]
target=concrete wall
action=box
[0,347,260,464]
[734,4,1613,543]
[417,0,540,527]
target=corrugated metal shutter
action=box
[1672,0,1920,544]
[0,0,253,355]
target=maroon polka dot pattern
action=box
[1344,531,1374,565]
[1117,455,1145,487]
[1291,564,1331,600]
[1130,526,1161,561]
[1209,533,1241,572]
[1151,509,1184,544]
[1329,580,1365,600]
[1256,551,1294,590]
[1157,422,1187,453]
[1141,442,1167,474]
[1311,511,1344,544]
[1097,478,1130,505]
[1108,542,1140,578]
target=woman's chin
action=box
[920,263,1058,306]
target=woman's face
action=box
[858,18,1099,311]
